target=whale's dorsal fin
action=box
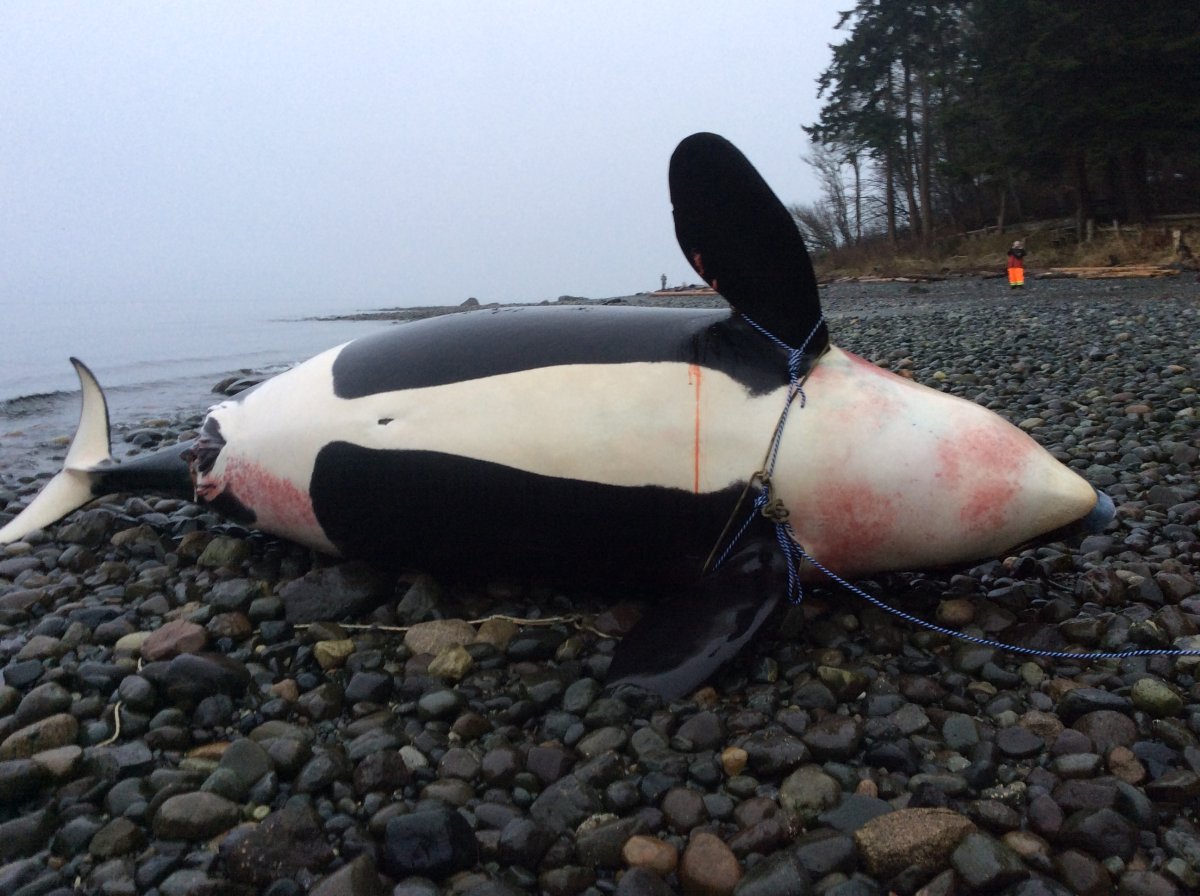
[670,132,828,352]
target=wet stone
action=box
[576,815,641,869]
[732,848,811,896]
[539,865,596,896]
[417,688,465,721]
[1107,746,1147,784]
[150,652,250,703]
[817,794,893,833]
[801,715,862,760]
[890,702,930,735]
[1054,778,1117,812]
[218,737,273,790]
[943,713,981,751]
[437,746,481,781]
[679,831,741,896]
[345,670,392,704]
[427,644,473,680]
[1051,727,1093,755]
[577,725,628,757]
[854,808,976,878]
[951,830,1029,891]
[1130,677,1184,717]
[1117,870,1182,896]
[506,628,566,661]
[584,697,631,728]
[740,727,808,776]
[295,746,351,793]
[14,680,72,726]
[780,765,841,827]
[1025,793,1063,839]
[309,853,384,896]
[141,618,207,661]
[382,809,478,880]
[219,805,335,886]
[498,817,556,870]
[354,750,410,796]
[280,561,393,623]
[0,712,78,760]
[1054,848,1110,896]
[676,710,724,751]
[152,791,239,840]
[1057,688,1131,725]
[97,740,156,777]
[527,744,574,785]
[562,677,601,714]
[1144,769,1200,803]
[996,724,1045,758]
[90,816,145,858]
[530,775,603,830]
[791,828,855,879]
[1073,710,1137,752]
[1060,807,1138,861]
[197,536,251,569]
[662,786,708,833]
[622,834,679,876]
[0,757,47,803]
[313,638,355,670]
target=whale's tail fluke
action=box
[0,360,192,545]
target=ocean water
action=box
[0,294,392,477]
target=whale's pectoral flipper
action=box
[605,536,786,700]
[0,360,193,545]
[670,131,828,354]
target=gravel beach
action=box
[1,276,1199,896]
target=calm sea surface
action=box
[0,293,394,476]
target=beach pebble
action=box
[854,808,977,878]
[679,831,741,896]
[383,809,478,879]
[152,791,239,840]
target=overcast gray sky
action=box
[1,2,843,314]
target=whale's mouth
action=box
[182,417,226,477]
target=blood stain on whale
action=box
[222,456,320,536]
[810,482,899,574]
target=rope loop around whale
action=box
[713,313,1200,663]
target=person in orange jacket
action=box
[1007,240,1026,288]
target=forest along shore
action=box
[0,277,1199,895]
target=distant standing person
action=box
[1007,240,1026,288]
[661,273,668,290]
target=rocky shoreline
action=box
[2,277,1200,896]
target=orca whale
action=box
[0,133,1113,698]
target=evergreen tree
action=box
[808,0,1200,242]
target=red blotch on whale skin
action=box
[221,456,320,536]
[937,423,1029,533]
[806,482,899,575]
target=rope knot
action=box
[762,498,789,523]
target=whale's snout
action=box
[1027,486,1115,549]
